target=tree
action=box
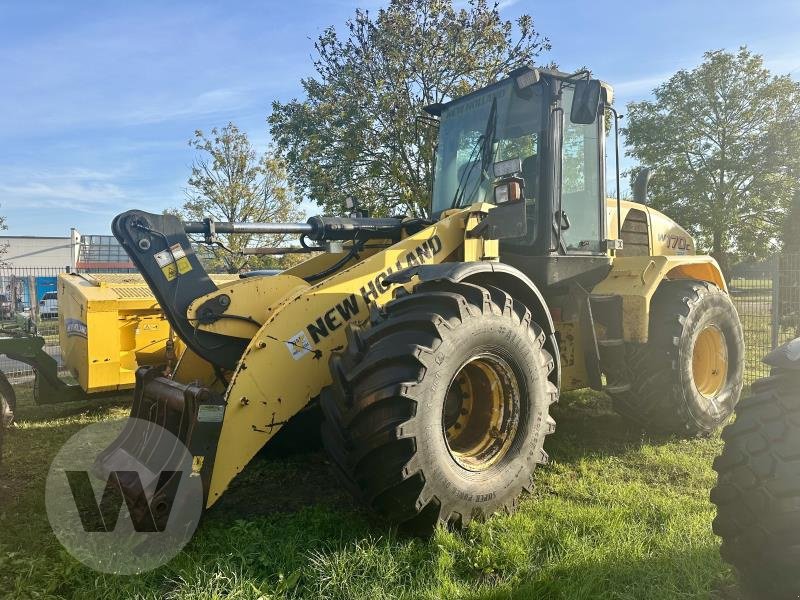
[269,0,550,217]
[625,48,800,275]
[179,123,303,273]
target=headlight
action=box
[494,181,522,205]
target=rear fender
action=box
[591,255,727,343]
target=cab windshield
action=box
[431,79,546,215]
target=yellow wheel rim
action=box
[692,324,728,398]
[443,353,520,471]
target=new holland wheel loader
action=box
[97,67,744,533]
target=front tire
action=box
[609,280,744,436]
[711,369,800,599]
[321,280,558,532]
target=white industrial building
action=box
[0,229,135,312]
[0,230,77,269]
[0,229,133,271]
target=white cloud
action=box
[119,87,256,126]
[764,54,800,76]
[0,166,130,213]
[0,183,124,212]
[611,48,800,106]
[611,74,669,100]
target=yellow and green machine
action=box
[0,272,237,424]
[96,67,744,533]
[58,272,238,393]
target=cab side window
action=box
[560,87,602,253]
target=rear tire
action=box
[711,369,800,599]
[321,280,558,533]
[608,280,744,436]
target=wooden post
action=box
[29,275,39,323]
[771,256,780,349]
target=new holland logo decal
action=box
[65,318,88,339]
[286,235,442,360]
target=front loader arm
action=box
[205,212,470,506]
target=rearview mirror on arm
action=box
[570,79,602,125]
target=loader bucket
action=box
[93,366,225,530]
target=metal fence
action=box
[0,266,66,380]
[730,254,800,384]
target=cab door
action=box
[558,85,605,255]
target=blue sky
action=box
[1,0,798,236]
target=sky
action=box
[1,0,798,236]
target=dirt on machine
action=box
[95,67,745,534]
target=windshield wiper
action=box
[450,97,498,209]
[449,136,483,209]
[478,97,498,185]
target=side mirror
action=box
[570,79,602,125]
[632,168,653,204]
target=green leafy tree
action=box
[625,48,800,275]
[179,123,303,273]
[269,0,550,217]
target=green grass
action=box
[0,385,741,599]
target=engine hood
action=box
[606,199,695,257]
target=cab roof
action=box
[423,67,614,116]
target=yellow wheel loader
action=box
[97,67,744,533]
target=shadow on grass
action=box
[463,544,741,600]
[211,450,358,520]
[11,381,132,423]
[0,385,701,516]
[0,388,131,513]
[207,389,690,524]
[547,392,676,462]
[2,385,697,524]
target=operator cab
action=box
[426,67,614,289]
